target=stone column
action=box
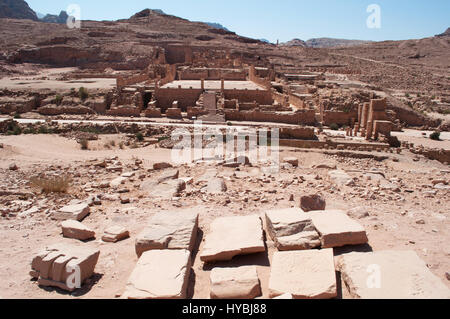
[201,79,205,90]
[221,78,225,92]
[361,102,370,129]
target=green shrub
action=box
[78,87,89,101]
[13,112,21,119]
[227,122,233,126]
[330,123,339,131]
[430,131,441,141]
[135,132,144,142]
[79,139,89,150]
[54,94,63,105]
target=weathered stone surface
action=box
[102,226,130,243]
[300,194,326,212]
[141,179,186,199]
[206,177,227,194]
[200,215,265,262]
[269,249,337,299]
[328,170,353,186]
[30,243,100,292]
[337,250,450,299]
[135,210,199,257]
[272,293,294,299]
[110,176,126,187]
[157,169,179,184]
[309,210,368,248]
[9,163,18,171]
[265,208,320,251]
[123,249,191,299]
[210,266,261,299]
[283,157,299,167]
[52,203,90,221]
[61,220,95,241]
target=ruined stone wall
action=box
[223,89,273,105]
[106,106,141,117]
[155,88,203,112]
[289,93,306,109]
[179,68,246,80]
[116,73,149,88]
[323,111,358,126]
[273,92,288,106]
[249,65,271,90]
[225,110,315,125]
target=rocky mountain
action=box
[0,0,38,21]
[280,38,307,47]
[40,11,68,24]
[436,27,450,37]
[204,22,229,32]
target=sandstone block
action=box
[135,210,199,257]
[309,210,368,248]
[200,215,265,263]
[30,243,100,292]
[52,203,90,221]
[300,194,326,212]
[123,249,191,299]
[102,226,130,243]
[61,220,95,241]
[283,157,299,167]
[269,249,337,299]
[337,250,450,299]
[265,208,320,251]
[210,266,261,299]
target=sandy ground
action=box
[0,133,449,299]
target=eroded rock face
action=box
[337,250,450,299]
[265,208,320,251]
[30,243,100,292]
[123,249,191,299]
[210,266,261,299]
[269,249,337,299]
[52,203,90,221]
[61,220,95,241]
[309,210,368,248]
[200,215,265,262]
[135,210,199,257]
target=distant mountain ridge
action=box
[281,37,371,48]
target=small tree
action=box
[78,87,89,101]
[430,131,441,141]
[135,132,144,142]
[330,123,339,131]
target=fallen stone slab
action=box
[52,203,90,221]
[309,210,368,248]
[336,250,450,299]
[110,176,126,188]
[61,220,95,241]
[269,249,337,299]
[157,169,179,184]
[265,208,320,251]
[300,194,326,212]
[200,215,265,263]
[210,266,261,299]
[141,179,186,199]
[102,226,130,243]
[30,243,100,292]
[135,210,199,257]
[123,249,191,299]
[206,177,227,194]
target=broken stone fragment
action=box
[309,210,368,248]
[336,250,450,299]
[269,249,337,299]
[110,176,126,188]
[153,162,173,170]
[9,163,18,171]
[210,266,261,299]
[30,243,100,292]
[200,215,265,263]
[102,226,129,243]
[123,249,191,299]
[283,157,299,167]
[61,220,95,241]
[157,169,179,184]
[135,210,199,257]
[52,203,90,221]
[300,194,326,212]
[265,208,320,251]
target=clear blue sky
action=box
[27,0,449,43]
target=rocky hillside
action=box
[0,0,37,20]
